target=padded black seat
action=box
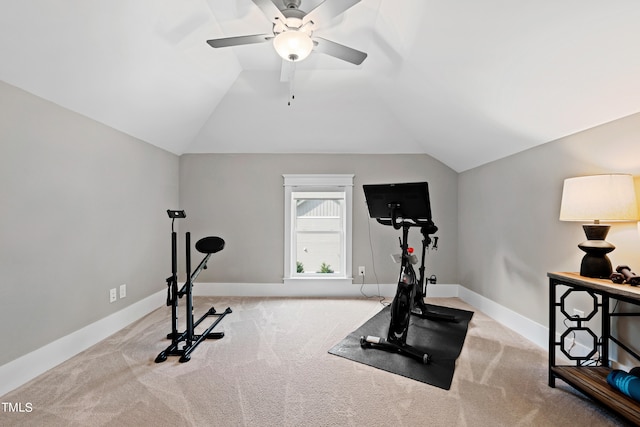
[195,236,225,254]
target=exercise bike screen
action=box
[363,182,432,221]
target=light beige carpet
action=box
[0,297,630,426]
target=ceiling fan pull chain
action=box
[288,61,297,106]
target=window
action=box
[294,192,344,276]
[283,174,353,285]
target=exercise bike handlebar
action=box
[376,217,438,234]
[372,202,438,235]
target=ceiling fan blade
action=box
[206,34,272,48]
[251,0,286,22]
[303,0,361,26]
[313,37,367,65]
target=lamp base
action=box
[578,224,615,279]
[579,252,613,278]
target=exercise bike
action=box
[155,210,231,363]
[359,182,455,364]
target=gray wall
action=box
[179,153,458,285]
[5,71,637,370]
[459,112,640,327]
[0,81,179,366]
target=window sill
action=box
[283,277,354,286]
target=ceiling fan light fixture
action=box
[273,30,313,62]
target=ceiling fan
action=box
[206,0,367,66]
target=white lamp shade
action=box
[273,31,313,62]
[559,174,639,222]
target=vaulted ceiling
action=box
[2,1,639,172]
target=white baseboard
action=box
[193,281,458,298]
[457,286,548,350]
[1,283,549,397]
[0,290,165,397]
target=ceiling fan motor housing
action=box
[278,8,307,29]
[274,3,312,38]
[284,0,302,9]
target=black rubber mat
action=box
[328,304,473,390]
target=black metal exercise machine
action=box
[360,182,456,364]
[155,210,231,363]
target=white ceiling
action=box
[2,0,639,172]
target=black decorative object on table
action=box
[610,265,640,286]
[576,223,616,279]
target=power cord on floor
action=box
[359,275,387,306]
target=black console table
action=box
[548,272,640,424]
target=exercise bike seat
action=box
[195,236,225,254]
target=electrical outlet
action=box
[109,288,117,303]
[573,308,584,318]
[119,284,126,299]
[358,266,365,276]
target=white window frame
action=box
[283,174,354,286]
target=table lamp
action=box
[559,174,639,278]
